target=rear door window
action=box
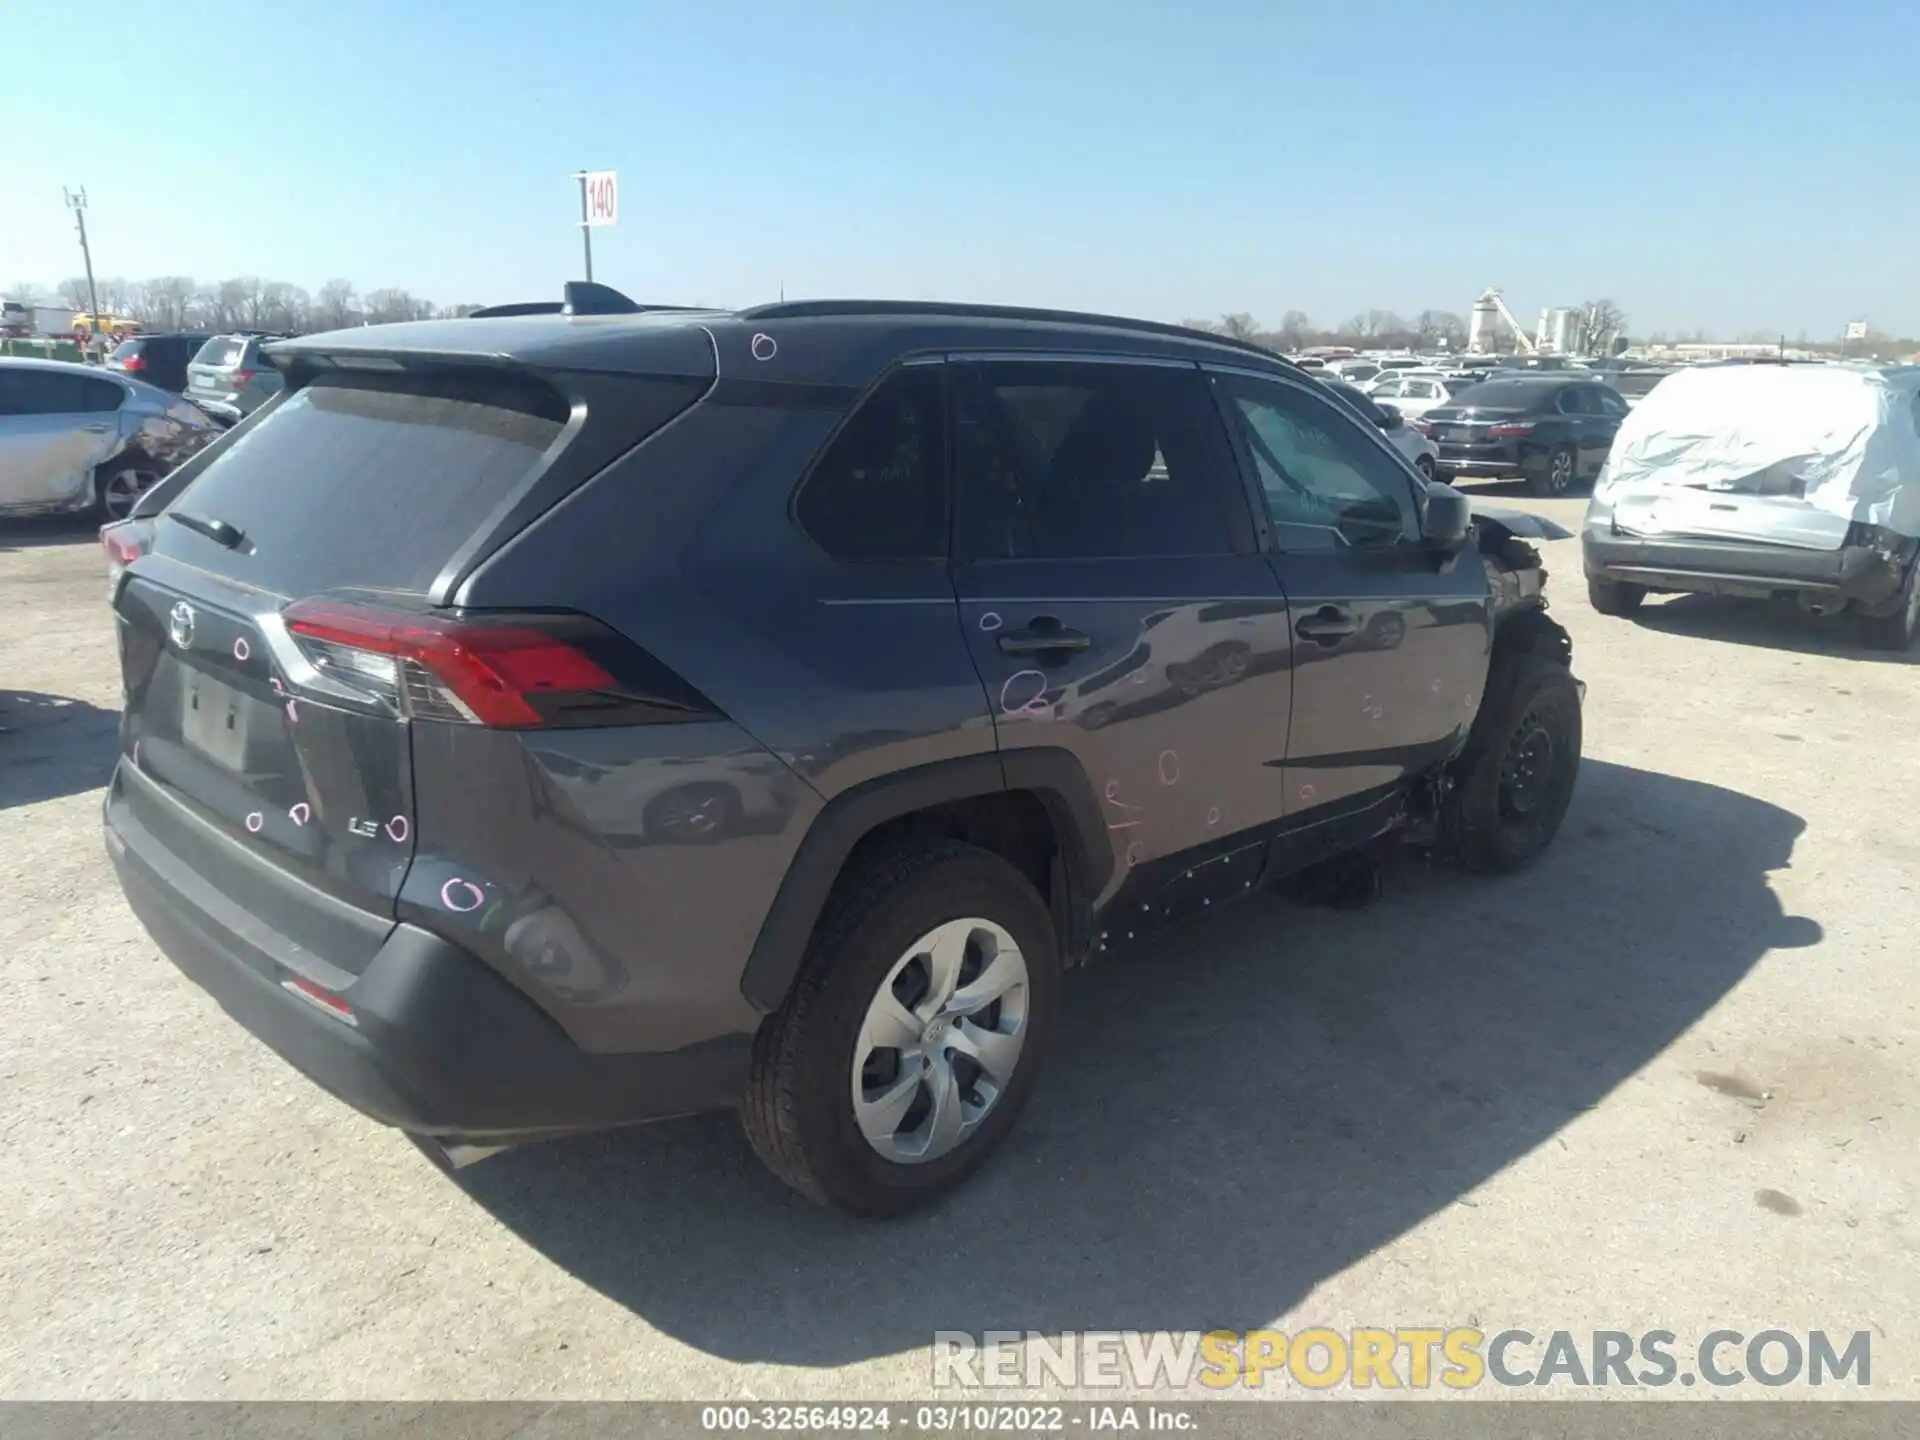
[952,360,1249,560]
[157,373,570,597]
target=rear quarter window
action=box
[195,338,244,367]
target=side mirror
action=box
[1421,481,1472,550]
[1374,403,1404,430]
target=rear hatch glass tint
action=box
[194,337,245,367]
[152,372,568,599]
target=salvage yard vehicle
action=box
[1582,362,1920,650]
[104,285,1584,1218]
[185,333,288,425]
[0,357,219,520]
[1421,375,1629,496]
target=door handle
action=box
[1295,607,1359,644]
[996,618,1092,657]
[82,423,112,434]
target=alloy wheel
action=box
[101,466,160,520]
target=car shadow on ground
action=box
[0,515,100,552]
[1630,594,1919,665]
[0,690,122,808]
[456,758,1816,1367]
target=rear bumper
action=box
[105,775,751,1144]
[1435,458,1523,480]
[1582,526,1912,611]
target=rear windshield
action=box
[1447,379,1562,407]
[194,337,245,367]
[159,373,567,598]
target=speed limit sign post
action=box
[573,169,618,282]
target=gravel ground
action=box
[1,497,1913,1401]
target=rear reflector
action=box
[282,597,679,729]
[282,975,356,1025]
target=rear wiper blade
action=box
[169,510,247,549]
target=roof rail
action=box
[735,298,1282,362]
[466,301,565,318]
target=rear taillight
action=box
[101,519,151,593]
[281,598,715,729]
[1412,419,1434,436]
[231,369,254,390]
[120,354,145,371]
[1487,423,1535,437]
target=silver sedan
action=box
[0,357,220,521]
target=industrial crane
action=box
[1467,289,1539,355]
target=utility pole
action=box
[63,187,102,339]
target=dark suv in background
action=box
[106,285,1584,1217]
[105,332,215,394]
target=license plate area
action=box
[181,672,254,772]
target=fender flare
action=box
[739,749,1109,1013]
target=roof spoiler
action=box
[467,282,703,320]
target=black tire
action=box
[93,453,162,521]
[1587,574,1647,617]
[1529,445,1577,497]
[1415,454,1435,480]
[1858,561,1920,651]
[1442,650,1583,874]
[742,840,1060,1218]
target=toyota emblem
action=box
[168,600,196,649]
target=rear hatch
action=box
[1424,401,1535,455]
[111,369,581,974]
[1607,469,1854,550]
[185,336,245,401]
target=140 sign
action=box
[582,170,618,227]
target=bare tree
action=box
[1416,309,1467,350]
[1180,317,1220,334]
[444,303,488,318]
[315,279,360,330]
[263,283,310,333]
[57,277,95,311]
[364,288,438,324]
[1574,299,1628,356]
[3,280,40,302]
[139,276,196,330]
[1278,310,1312,348]
[1217,312,1261,342]
[230,276,269,330]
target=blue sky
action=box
[5,0,1916,338]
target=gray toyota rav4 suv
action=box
[105,285,1584,1217]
